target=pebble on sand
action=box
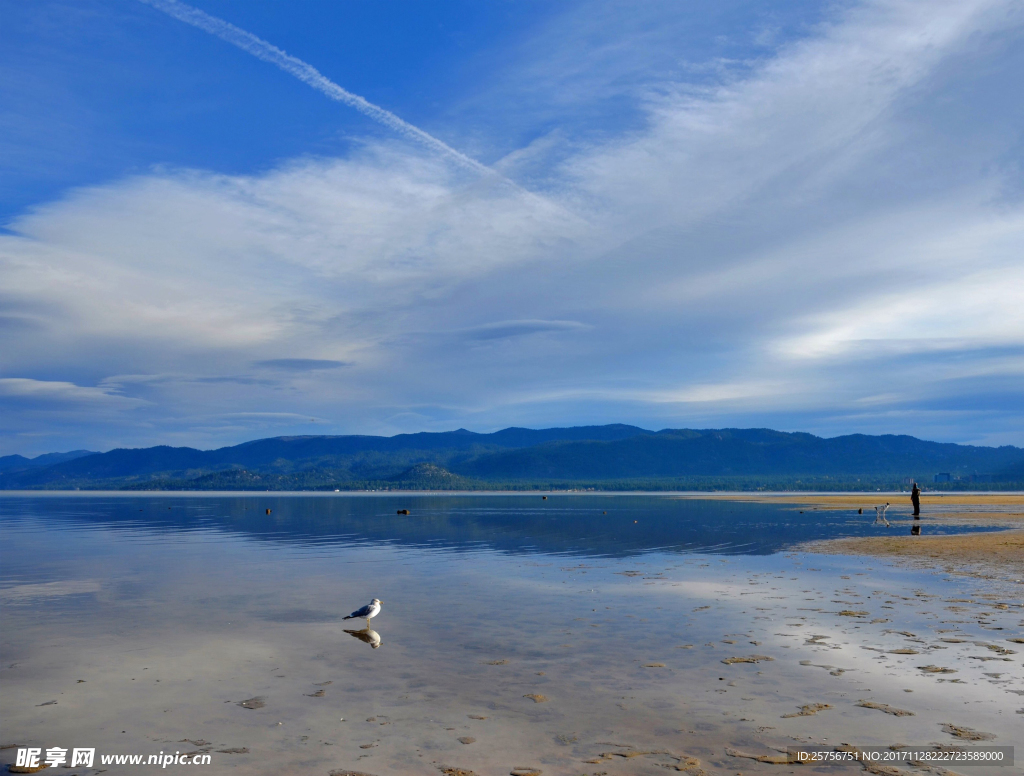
[523,694,548,703]
[237,697,266,709]
[457,737,475,745]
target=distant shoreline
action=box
[3,489,1024,497]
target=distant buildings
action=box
[933,472,992,484]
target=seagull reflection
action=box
[344,627,382,649]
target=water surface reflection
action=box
[1,494,1018,776]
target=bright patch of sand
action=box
[805,528,1024,576]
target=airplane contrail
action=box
[137,0,497,179]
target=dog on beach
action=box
[873,502,891,527]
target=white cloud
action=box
[0,377,146,408]
[3,0,1024,453]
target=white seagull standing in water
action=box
[343,598,382,627]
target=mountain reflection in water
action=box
[0,493,995,559]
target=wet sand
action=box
[805,529,1024,578]
[720,494,1024,508]
[2,494,1021,776]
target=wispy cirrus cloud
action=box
[255,359,351,371]
[458,320,589,341]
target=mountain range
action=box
[2,426,1022,491]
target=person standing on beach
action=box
[911,482,921,517]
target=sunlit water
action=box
[1,494,1020,775]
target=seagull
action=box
[343,598,381,626]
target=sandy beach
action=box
[785,494,1024,579]
[806,529,1024,577]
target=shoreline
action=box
[3,489,1024,497]
[792,493,1024,579]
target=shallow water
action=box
[1,494,1020,775]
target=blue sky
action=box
[2,0,1023,455]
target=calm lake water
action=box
[1,494,1019,776]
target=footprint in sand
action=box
[782,703,831,718]
[856,700,914,717]
[721,655,773,665]
[799,661,848,676]
[726,747,794,765]
[940,723,995,741]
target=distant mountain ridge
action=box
[0,450,97,474]
[0,426,648,488]
[2,426,1022,490]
